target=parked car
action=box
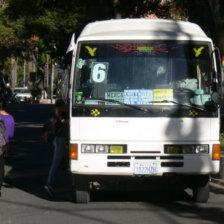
[13,87,32,103]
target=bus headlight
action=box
[182,145,195,154]
[81,144,127,154]
[165,145,209,154]
[82,144,95,153]
[195,145,209,154]
[96,145,109,153]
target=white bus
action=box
[69,19,223,203]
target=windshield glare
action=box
[73,41,213,107]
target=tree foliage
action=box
[2,0,224,58]
[0,0,224,88]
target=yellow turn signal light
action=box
[70,144,78,160]
[212,144,221,160]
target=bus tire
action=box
[192,175,210,203]
[73,175,90,203]
[75,189,90,204]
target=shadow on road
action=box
[91,188,192,202]
[3,104,73,202]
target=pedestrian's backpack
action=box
[42,116,57,143]
[0,115,7,156]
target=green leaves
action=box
[0,7,12,36]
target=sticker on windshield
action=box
[77,59,85,69]
[137,46,154,53]
[154,89,173,105]
[91,62,109,83]
[85,46,97,56]
[189,110,198,117]
[91,109,101,117]
[85,100,99,105]
[193,46,204,57]
[105,92,124,105]
[124,89,154,105]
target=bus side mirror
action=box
[212,92,222,104]
[212,83,224,105]
[211,47,224,105]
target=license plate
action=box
[134,162,158,175]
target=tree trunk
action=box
[28,60,33,87]
[11,56,16,89]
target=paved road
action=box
[1,104,224,224]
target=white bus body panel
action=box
[78,19,210,42]
[71,117,219,141]
[70,117,220,175]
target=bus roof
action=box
[78,19,211,42]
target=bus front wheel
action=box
[73,175,90,203]
[192,175,210,203]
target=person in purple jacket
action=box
[0,97,14,197]
[0,97,15,147]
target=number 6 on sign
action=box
[91,62,108,83]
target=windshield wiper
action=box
[154,100,206,111]
[85,98,206,112]
[86,97,149,112]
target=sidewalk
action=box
[211,178,224,186]
[210,177,224,193]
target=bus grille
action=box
[107,155,183,168]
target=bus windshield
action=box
[73,41,213,108]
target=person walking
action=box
[0,96,13,197]
[0,97,15,157]
[44,100,69,198]
[0,118,6,197]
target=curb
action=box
[219,156,224,178]
[210,178,224,193]
[211,178,224,186]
